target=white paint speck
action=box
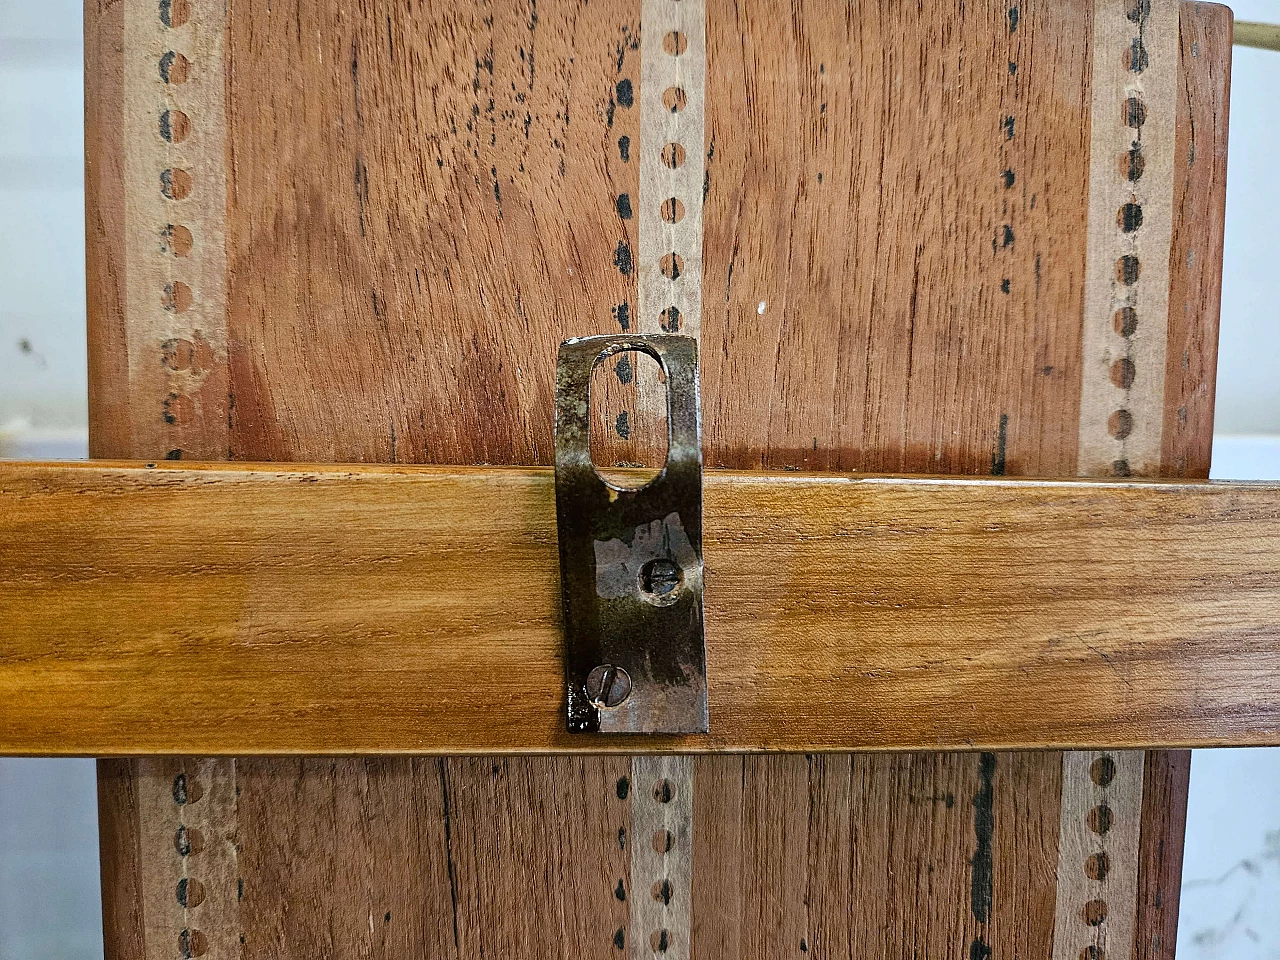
[757,301,768,315]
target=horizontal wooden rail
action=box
[2,461,1279,755]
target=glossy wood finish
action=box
[4,461,1278,755]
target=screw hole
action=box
[1082,898,1109,926]
[1084,851,1111,881]
[1087,803,1113,835]
[662,30,687,56]
[161,168,193,200]
[1110,358,1136,390]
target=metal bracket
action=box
[554,334,708,734]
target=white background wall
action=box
[0,0,1277,957]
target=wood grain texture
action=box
[1162,3,1231,478]
[81,0,1234,955]
[4,461,1279,755]
[1133,750,1192,960]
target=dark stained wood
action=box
[1134,751,1193,960]
[1163,3,1232,477]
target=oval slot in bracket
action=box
[554,334,707,734]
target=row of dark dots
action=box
[1076,755,1119,959]
[1108,0,1154,477]
[159,0,196,459]
[173,772,208,957]
[656,24,690,335]
[160,8,205,943]
[612,775,680,953]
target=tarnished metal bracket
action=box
[555,335,708,734]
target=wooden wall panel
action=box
[85,0,1231,957]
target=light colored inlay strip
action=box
[637,0,707,339]
[1052,751,1145,960]
[628,4,705,954]
[1077,0,1178,477]
[1066,3,1176,954]
[137,759,239,960]
[630,756,694,960]
[123,0,228,458]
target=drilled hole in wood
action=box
[653,778,675,803]
[1085,851,1111,881]
[1087,803,1113,835]
[650,930,671,953]
[174,825,203,856]
[661,87,687,113]
[660,306,682,333]
[589,348,667,489]
[162,223,194,257]
[1117,202,1143,233]
[178,927,207,958]
[1125,38,1149,73]
[1082,898,1109,926]
[162,336,211,374]
[651,878,673,904]
[1110,358,1136,390]
[661,142,686,169]
[160,109,191,144]
[1107,410,1133,440]
[160,0,191,28]
[662,30,687,56]
[1115,255,1140,285]
[176,876,206,908]
[160,51,191,84]
[1113,306,1138,337]
[163,391,196,426]
[652,829,674,853]
[1123,96,1146,128]
[172,772,203,805]
[1090,755,1118,786]
[660,197,686,224]
[1120,146,1144,182]
[161,168,193,200]
[659,253,685,281]
[162,280,194,313]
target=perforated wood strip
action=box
[1052,752,1146,960]
[117,0,239,955]
[1076,0,1178,478]
[629,757,694,960]
[1059,2,1180,956]
[622,5,707,954]
[637,0,707,340]
[121,0,229,460]
[135,759,239,960]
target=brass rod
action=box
[1236,20,1280,52]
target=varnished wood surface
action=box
[4,460,1279,755]
[84,0,1232,956]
